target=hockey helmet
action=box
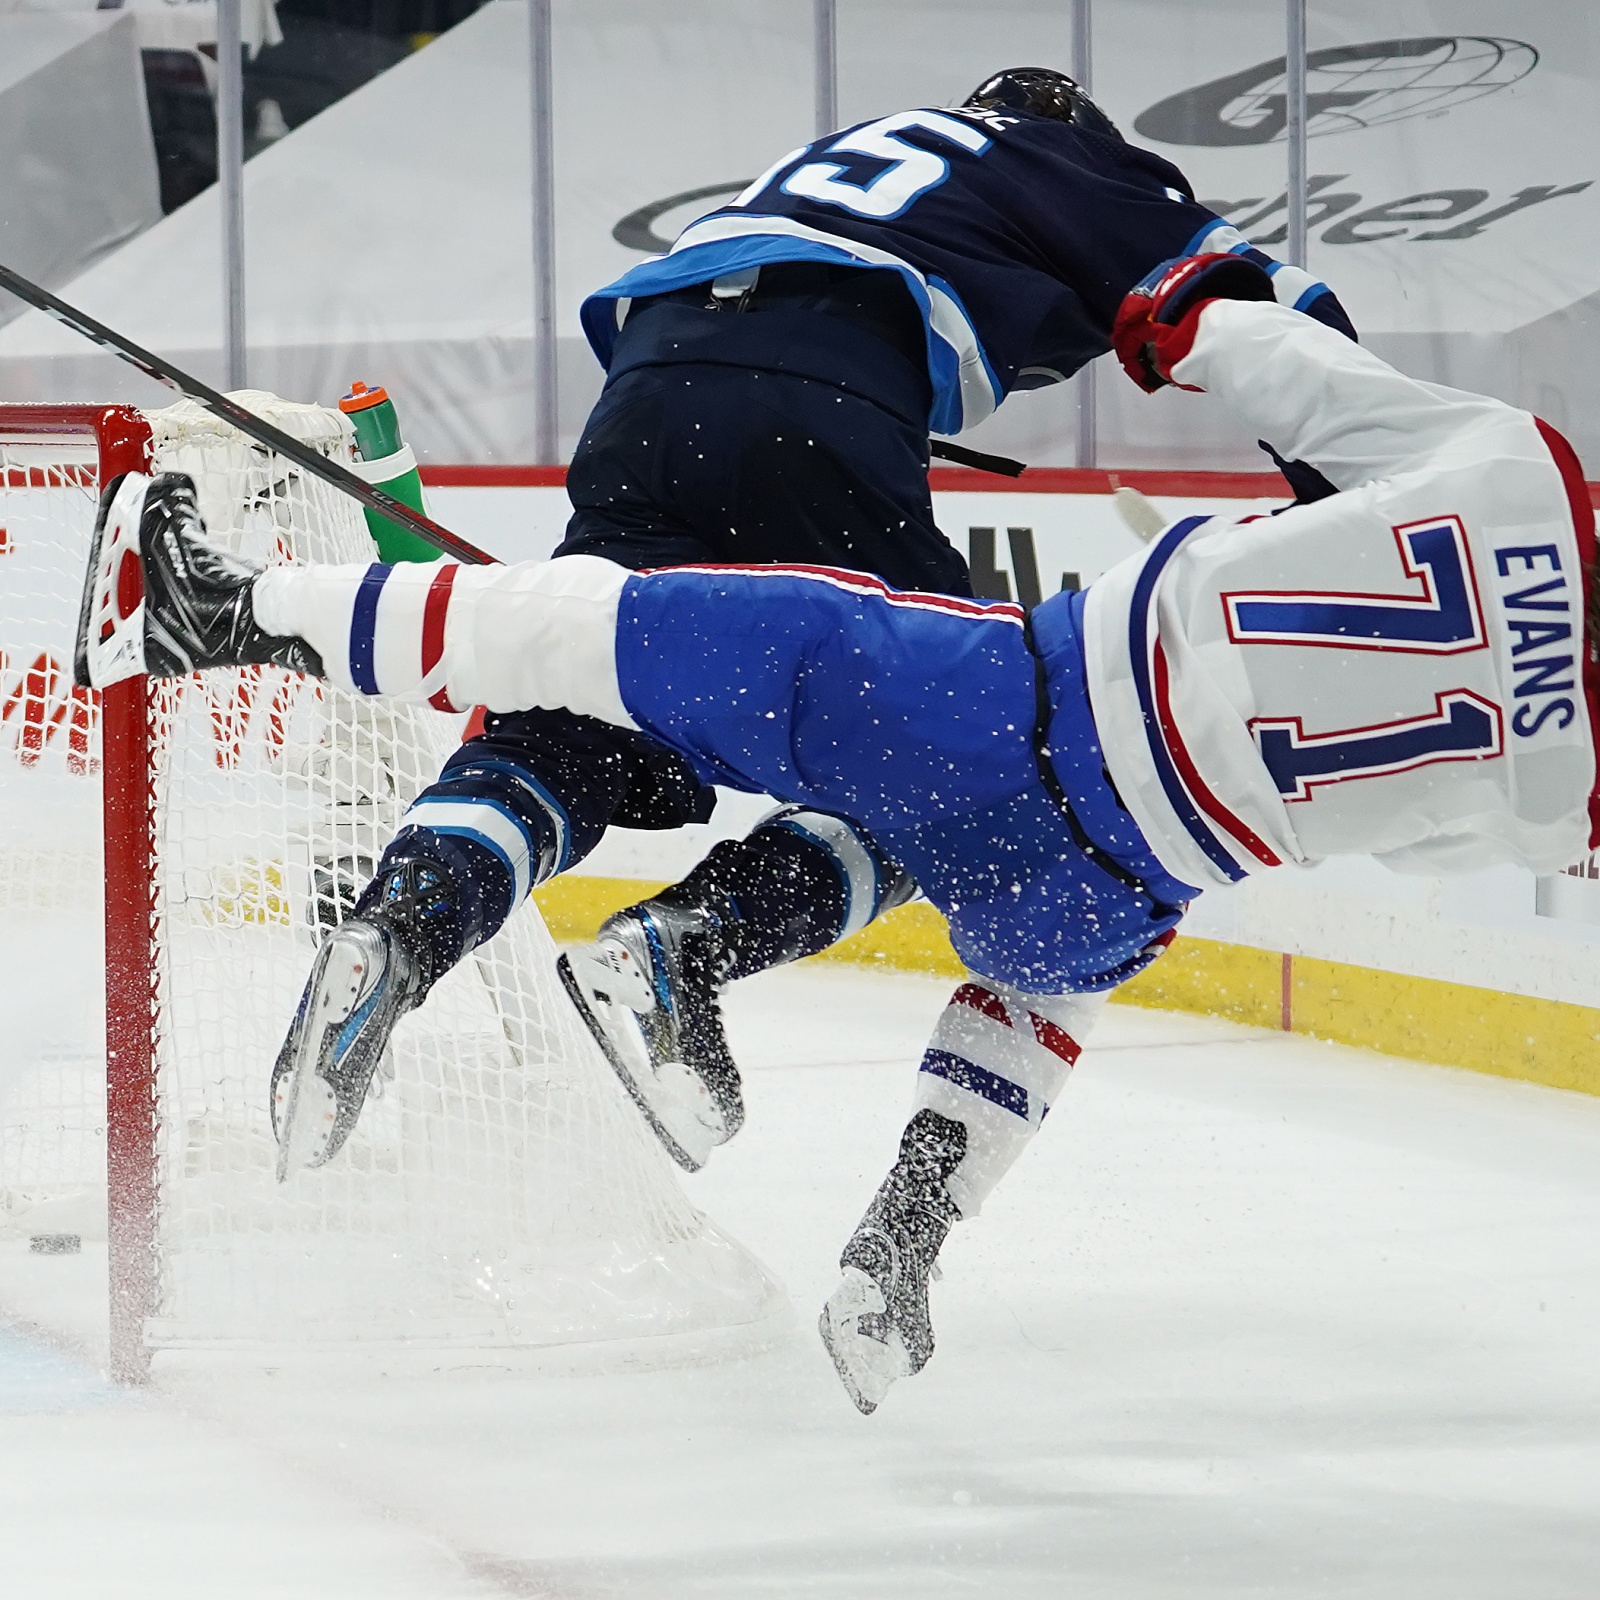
[962,67,1120,139]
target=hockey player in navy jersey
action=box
[249,69,1357,1178]
[77,251,1594,1412]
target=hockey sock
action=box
[372,750,573,962]
[911,982,1106,1218]
[648,808,916,984]
[250,553,634,725]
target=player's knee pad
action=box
[911,982,1105,1218]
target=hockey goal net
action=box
[0,396,777,1378]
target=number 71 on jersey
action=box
[1223,516,1505,800]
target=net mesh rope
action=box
[0,395,774,1349]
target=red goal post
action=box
[1,405,155,1380]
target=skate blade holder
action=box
[77,472,154,690]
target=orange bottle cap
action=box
[339,381,390,414]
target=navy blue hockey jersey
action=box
[583,106,1352,437]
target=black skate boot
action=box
[558,894,744,1173]
[75,470,322,690]
[820,1109,967,1414]
[271,856,457,1179]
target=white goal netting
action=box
[0,394,777,1355]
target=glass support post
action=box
[1072,0,1095,468]
[217,0,246,389]
[814,0,838,136]
[1286,0,1309,267]
[530,0,559,463]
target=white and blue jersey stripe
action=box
[585,215,1003,436]
[1180,217,1344,320]
[1120,514,1284,883]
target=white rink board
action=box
[428,483,1600,1009]
[425,482,1283,592]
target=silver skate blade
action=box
[557,952,721,1173]
[818,1267,911,1416]
[75,472,153,690]
[273,936,368,1181]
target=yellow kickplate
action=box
[536,877,1600,1097]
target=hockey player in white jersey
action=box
[77,251,1595,1412]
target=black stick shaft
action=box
[928,438,1027,478]
[0,261,496,566]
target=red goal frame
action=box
[2,405,157,1381]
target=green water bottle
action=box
[339,381,440,563]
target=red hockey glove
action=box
[1111,252,1277,393]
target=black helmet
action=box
[963,67,1119,138]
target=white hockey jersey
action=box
[1085,300,1597,890]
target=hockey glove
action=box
[1111,252,1277,394]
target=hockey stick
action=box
[929,438,1027,477]
[0,261,494,566]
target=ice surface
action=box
[4,962,1600,1597]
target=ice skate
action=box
[271,857,455,1179]
[75,469,322,690]
[820,1109,966,1414]
[558,901,744,1173]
